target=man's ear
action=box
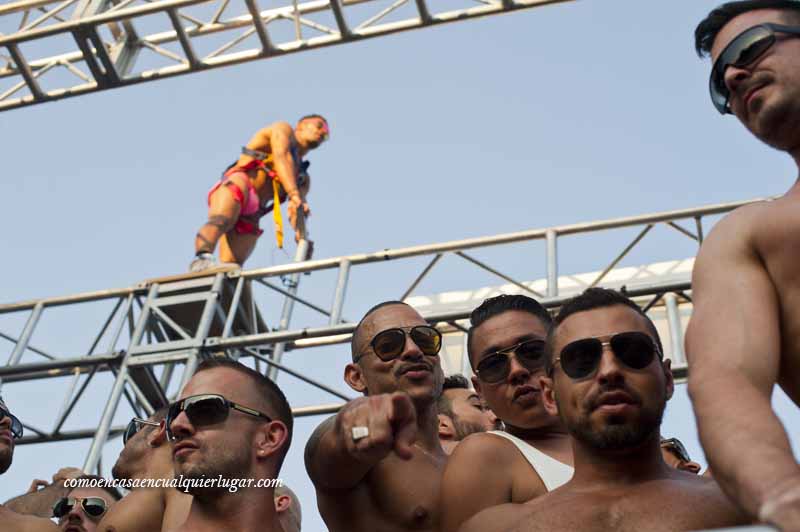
[539,375,559,417]
[662,358,674,401]
[274,494,292,514]
[149,420,167,447]
[344,363,368,394]
[256,420,289,460]
[438,414,456,440]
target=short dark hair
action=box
[695,1,800,57]
[299,114,328,124]
[437,374,471,417]
[350,300,410,362]
[544,288,663,375]
[195,358,294,466]
[67,475,122,501]
[467,295,552,367]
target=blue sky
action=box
[2,0,800,530]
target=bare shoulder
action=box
[98,489,165,532]
[448,432,517,466]
[458,503,533,532]
[698,201,769,258]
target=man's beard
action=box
[0,445,12,475]
[452,418,490,441]
[564,395,665,451]
[175,441,250,497]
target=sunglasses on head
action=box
[552,331,661,380]
[165,394,272,441]
[52,496,108,519]
[661,437,692,464]
[356,325,442,362]
[123,417,161,445]
[710,23,800,114]
[0,406,23,440]
[475,339,546,384]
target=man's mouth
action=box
[173,441,199,458]
[513,385,540,403]
[593,391,637,411]
[398,364,431,378]
[64,525,86,532]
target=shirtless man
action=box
[305,301,447,532]
[436,374,500,455]
[0,397,59,532]
[274,485,302,532]
[166,358,293,532]
[441,295,573,532]
[461,288,748,532]
[191,115,330,270]
[53,477,121,532]
[688,2,800,528]
[98,411,192,532]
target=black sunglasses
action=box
[357,325,442,362]
[123,417,161,445]
[475,339,546,384]
[553,331,661,380]
[0,406,23,440]
[661,437,692,464]
[53,496,108,519]
[166,394,272,441]
[710,23,800,114]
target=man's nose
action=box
[399,335,424,360]
[170,410,195,440]
[723,64,751,101]
[507,355,531,384]
[596,346,625,386]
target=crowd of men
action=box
[2,0,800,530]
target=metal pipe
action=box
[222,276,246,338]
[248,350,352,401]
[256,278,331,317]
[546,229,557,297]
[0,302,45,389]
[589,224,653,288]
[83,284,158,472]
[329,259,351,325]
[400,253,442,301]
[456,251,543,297]
[664,293,686,367]
[53,367,98,434]
[268,238,310,381]
[0,330,55,360]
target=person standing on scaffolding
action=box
[190,115,330,272]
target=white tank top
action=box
[488,430,574,491]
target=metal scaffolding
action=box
[0,197,766,471]
[0,0,573,112]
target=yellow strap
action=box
[272,178,284,248]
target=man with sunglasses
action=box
[98,410,192,532]
[305,301,447,532]
[461,288,747,532]
[54,476,121,532]
[191,114,329,271]
[437,374,501,455]
[660,437,703,476]
[0,395,22,475]
[690,2,800,529]
[441,295,573,532]
[166,358,292,532]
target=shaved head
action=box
[350,301,409,361]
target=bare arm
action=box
[441,435,515,532]
[304,393,417,492]
[98,488,166,532]
[4,480,68,517]
[686,213,800,524]
[0,505,58,532]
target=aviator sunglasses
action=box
[52,496,108,519]
[165,394,272,441]
[475,339,547,384]
[356,325,442,362]
[122,417,161,445]
[661,437,692,464]
[552,331,661,380]
[0,405,23,440]
[710,23,800,114]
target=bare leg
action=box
[219,232,259,266]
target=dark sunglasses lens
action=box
[10,415,23,440]
[123,420,137,445]
[476,354,509,383]
[372,329,406,360]
[166,402,182,438]
[185,397,229,427]
[560,339,602,379]
[410,326,441,356]
[53,498,73,518]
[711,27,774,113]
[611,332,656,370]
[84,498,107,517]
[516,340,546,371]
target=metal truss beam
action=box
[0,198,762,450]
[0,0,574,111]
